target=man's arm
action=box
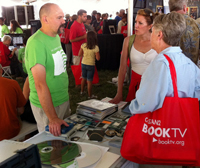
[31,64,68,136]
[23,77,30,101]
[78,48,83,57]
[70,34,87,43]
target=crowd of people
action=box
[59,8,127,65]
[0,18,23,38]
[0,17,25,79]
[0,0,200,152]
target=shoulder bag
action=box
[121,54,200,166]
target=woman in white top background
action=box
[110,9,158,104]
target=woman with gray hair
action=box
[1,35,22,78]
[129,12,200,114]
[0,35,17,67]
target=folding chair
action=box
[0,42,12,79]
[2,66,12,79]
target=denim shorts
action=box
[81,63,95,81]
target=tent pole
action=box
[128,0,134,36]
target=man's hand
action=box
[48,118,69,136]
[13,48,17,52]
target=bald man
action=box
[25,3,70,136]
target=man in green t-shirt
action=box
[25,3,70,136]
[0,17,9,38]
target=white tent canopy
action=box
[1,0,128,19]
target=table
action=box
[97,34,124,70]
[24,109,182,168]
[24,110,131,168]
[25,131,127,168]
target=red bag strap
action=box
[163,54,178,98]
[66,21,70,29]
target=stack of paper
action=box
[76,99,118,120]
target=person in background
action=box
[93,12,101,33]
[109,14,113,19]
[70,9,87,65]
[126,8,128,14]
[0,17,9,38]
[21,76,36,124]
[110,9,158,104]
[105,13,109,19]
[84,15,94,32]
[169,0,200,65]
[67,14,78,28]
[25,3,71,136]
[115,9,125,26]
[65,14,78,67]
[117,14,127,34]
[1,35,22,79]
[10,20,23,34]
[65,14,70,27]
[0,64,26,141]
[78,31,100,99]
[129,12,200,114]
[18,37,28,79]
[91,10,97,26]
[98,13,107,34]
[116,12,119,17]
[0,35,17,67]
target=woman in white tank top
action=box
[110,8,158,104]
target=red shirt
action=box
[0,42,12,67]
[69,21,87,56]
[121,25,135,38]
[0,78,26,140]
[121,25,128,38]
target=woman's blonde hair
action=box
[153,12,186,46]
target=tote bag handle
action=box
[163,54,178,98]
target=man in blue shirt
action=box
[115,9,125,26]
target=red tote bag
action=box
[121,54,200,166]
[71,62,99,85]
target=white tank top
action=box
[130,45,157,75]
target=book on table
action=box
[76,99,118,120]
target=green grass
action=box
[67,67,129,113]
[17,67,129,114]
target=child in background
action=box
[78,31,100,99]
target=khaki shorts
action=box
[30,101,71,132]
[72,55,81,65]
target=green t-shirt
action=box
[25,30,69,108]
[15,27,23,34]
[1,24,9,38]
[18,47,27,73]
